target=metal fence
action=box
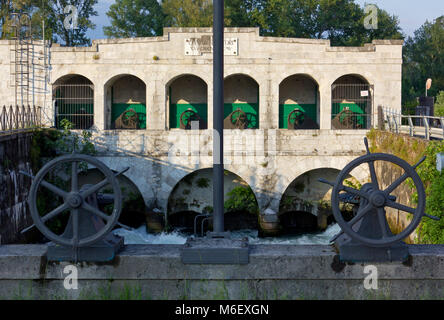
[331,84,373,129]
[0,105,41,133]
[53,84,94,130]
[381,107,444,140]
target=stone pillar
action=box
[145,82,156,130]
[94,83,105,130]
[259,78,273,129]
[319,84,332,130]
[151,79,166,130]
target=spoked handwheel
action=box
[231,109,247,128]
[121,109,138,128]
[180,109,200,129]
[288,109,305,128]
[28,154,122,247]
[338,109,354,128]
[329,139,432,247]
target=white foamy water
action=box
[113,223,341,245]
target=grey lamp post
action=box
[212,0,225,236]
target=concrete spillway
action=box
[0,244,444,299]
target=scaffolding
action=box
[9,12,50,107]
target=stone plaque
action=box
[185,36,238,56]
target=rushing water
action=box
[112,223,341,245]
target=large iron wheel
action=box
[121,109,138,128]
[28,154,122,247]
[180,109,200,129]
[230,109,247,128]
[288,109,305,128]
[331,149,426,247]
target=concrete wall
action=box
[1,244,443,300]
[0,133,34,244]
[87,129,370,217]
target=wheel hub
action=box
[370,191,386,208]
[67,193,83,208]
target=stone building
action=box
[0,28,403,234]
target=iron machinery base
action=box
[46,234,124,262]
[337,240,409,263]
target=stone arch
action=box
[278,167,365,233]
[279,74,320,129]
[52,74,94,129]
[224,73,260,129]
[166,74,208,129]
[104,74,147,130]
[78,168,146,228]
[331,74,373,130]
[166,167,260,232]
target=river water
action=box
[112,223,341,245]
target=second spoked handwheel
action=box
[331,152,426,247]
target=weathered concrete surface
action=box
[0,244,443,299]
[0,133,34,244]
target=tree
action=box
[403,16,444,106]
[104,0,164,38]
[34,0,99,46]
[0,0,34,39]
[435,91,444,117]
[162,0,213,28]
[225,0,402,46]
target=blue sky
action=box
[87,0,444,40]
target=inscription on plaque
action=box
[185,36,238,56]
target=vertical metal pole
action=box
[213,0,224,235]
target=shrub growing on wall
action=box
[413,141,444,244]
[224,186,258,214]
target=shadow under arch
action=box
[224,73,259,129]
[104,74,147,130]
[78,168,146,228]
[166,74,208,129]
[166,168,259,233]
[279,74,320,129]
[52,74,94,130]
[278,167,361,234]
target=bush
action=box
[435,91,444,116]
[224,186,259,214]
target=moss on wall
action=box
[367,129,444,244]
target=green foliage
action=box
[411,141,444,244]
[224,186,258,214]
[55,119,96,156]
[203,205,213,214]
[344,179,362,190]
[196,177,210,188]
[104,0,164,38]
[31,122,96,234]
[162,0,213,27]
[435,91,444,117]
[104,0,402,48]
[403,16,444,105]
